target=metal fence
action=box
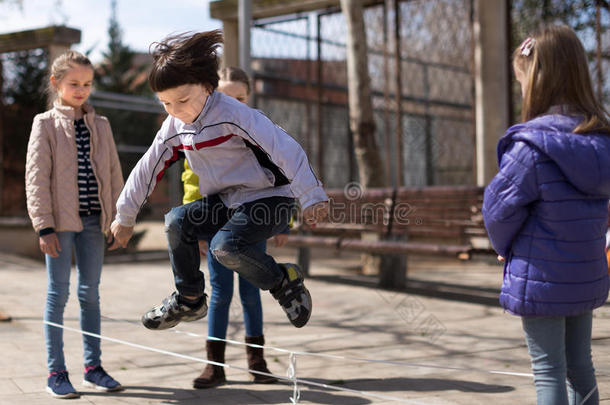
[250,0,476,189]
[509,0,609,120]
[3,0,606,217]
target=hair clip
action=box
[520,37,535,57]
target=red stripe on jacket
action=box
[154,134,237,184]
[194,134,236,150]
[156,145,184,183]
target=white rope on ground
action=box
[175,328,535,378]
[44,320,430,405]
[100,314,534,378]
[287,352,300,404]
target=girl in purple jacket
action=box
[482,25,610,404]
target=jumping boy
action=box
[109,30,329,329]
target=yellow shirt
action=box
[182,160,202,204]
[181,159,293,231]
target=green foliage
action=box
[1,49,48,214]
[2,49,47,110]
[92,0,161,183]
[94,0,149,95]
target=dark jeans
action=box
[164,195,294,297]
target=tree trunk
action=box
[340,0,386,188]
[0,58,3,215]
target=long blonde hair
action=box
[513,25,610,134]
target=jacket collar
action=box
[545,104,578,115]
[52,100,95,120]
[182,90,218,133]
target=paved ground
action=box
[1,222,609,404]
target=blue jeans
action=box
[207,240,265,339]
[164,195,293,297]
[522,312,599,405]
[44,215,104,372]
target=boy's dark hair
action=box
[148,30,223,93]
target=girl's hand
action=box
[39,233,61,258]
[108,220,134,250]
[273,233,289,248]
[303,201,329,226]
[497,255,505,262]
[198,240,209,257]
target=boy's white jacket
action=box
[116,91,327,226]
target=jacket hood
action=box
[499,113,610,196]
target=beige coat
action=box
[25,101,124,234]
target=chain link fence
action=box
[510,0,609,120]
[4,1,605,217]
[251,0,476,189]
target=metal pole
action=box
[383,0,393,188]
[238,0,252,76]
[393,0,403,186]
[305,15,312,158]
[423,66,433,185]
[316,13,324,182]
[596,0,603,102]
[471,0,479,185]
[0,57,3,215]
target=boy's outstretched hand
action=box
[108,220,134,250]
[303,201,329,226]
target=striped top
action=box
[75,119,101,216]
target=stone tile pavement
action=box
[1,224,609,404]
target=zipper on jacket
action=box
[84,115,107,226]
[66,116,83,231]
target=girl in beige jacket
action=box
[25,50,124,398]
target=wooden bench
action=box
[284,185,491,287]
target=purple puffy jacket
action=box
[483,112,610,317]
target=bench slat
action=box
[285,235,471,257]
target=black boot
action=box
[245,335,278,384]
[193,340,226,389]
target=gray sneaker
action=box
[270,263,312,328]
[141,292,207,330]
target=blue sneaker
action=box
[83,365,122,392]
[46,371,79,399]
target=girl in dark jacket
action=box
[483,25,610,404]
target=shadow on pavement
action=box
[82,384,374,404]
[81,374,514,403]
[310,273,501,307]
[311,376,515,393]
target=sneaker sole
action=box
[276,263,311,328]
[45,386,80,399]
[141,304,208,330]
[82,380,123,392]
[291,286,312,328]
